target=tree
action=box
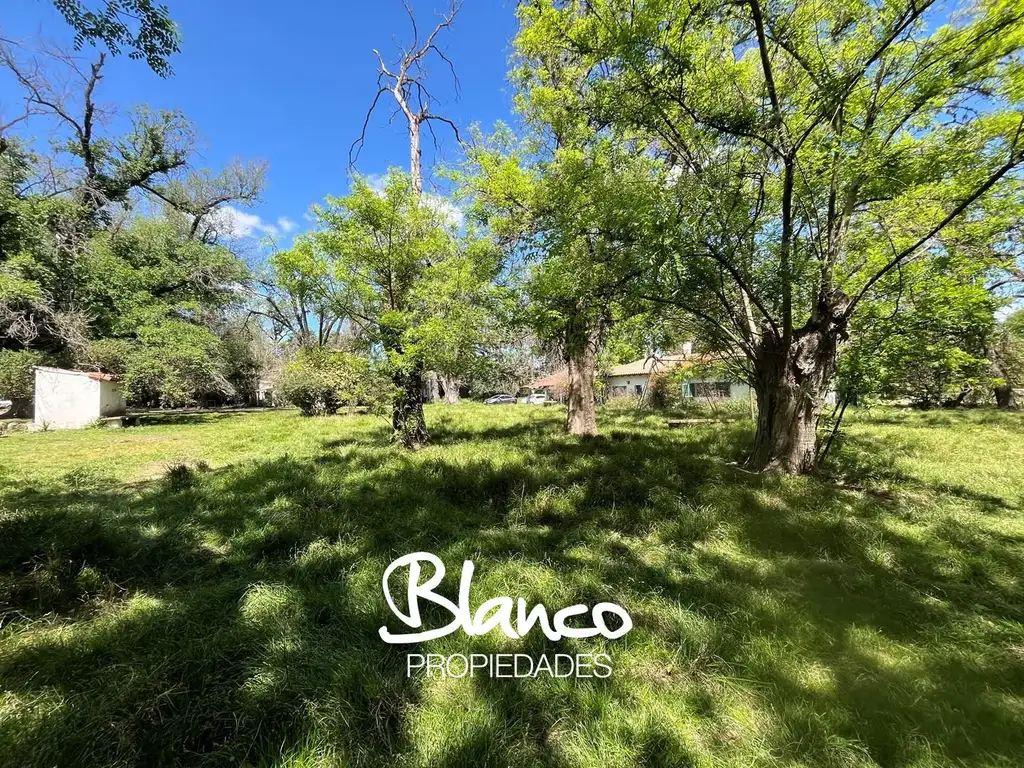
[351,0,463,197]
[409,234,506,403]
[254,240,348,348]
[352,0,465,402]
[462,122,663,436]
[839,256,1000,407]
[0,42,265,406]
[517,0,1024,471]
[308,170,455,446]
[991,309,1024,408]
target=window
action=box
[634,384,644,396]
[689,381,732,399]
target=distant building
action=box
[526,343,753,403]
[528,369,569,402]
[33,366,127,430]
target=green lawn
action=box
[1,404,1023,767]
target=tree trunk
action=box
[409,116,423,197]
[565,320,602,437]
[425,371,439,403]
[995,384,1016,409]
[392,362,429,448]
[440,375,460,405]
[748,295,847,474]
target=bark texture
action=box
[392,362,429,448]
[995,384,1017,409]
[564,317,603,437]
[425,371,439,403]
[748,294,848,474]
[440,375,461,405]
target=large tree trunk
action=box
[564,319,602,437]
[995,384,1016,409]
[748,295,847,474]
[440,375,460,405]
[392,362,429,448]
[991,358,1017,409]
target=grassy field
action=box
[1,403,1023,767]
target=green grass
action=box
[1,403,1023,767]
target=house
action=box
[606,354,692,398]
[32,366,127,430]
[606,343,752,401]
[528,369,569,402]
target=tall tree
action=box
[461,129,663,435]
[0,40,265,406]
[517,0,1024,471]
[352,0,464,410]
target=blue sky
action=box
[2,0,520,243]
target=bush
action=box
[0,349,43,400]
[280,347,372,416]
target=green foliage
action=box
[840,258,1000,406]
[991,308,1024,398]
[279,346,379,417]
[89,321,227,407]
[294,169,507,429]
[52,0,180,76]
[0,350,44,400]
[510,0,1024,465]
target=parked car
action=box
[484,394,516,405]
[521,392,548,405]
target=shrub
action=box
[280,347,371,416]
[0,349,43,400]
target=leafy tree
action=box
[409,234,506,403]
[516,0,1024,471]
[0,43,265,406]
[839,256,1001,407]
[255,240,347,348]
[75,216,248,404]
[462,124,663,435]
[308,170,457,446]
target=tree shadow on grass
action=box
[1,412,1023,766]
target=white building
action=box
[33,366,127,430]
[605,345,753,402]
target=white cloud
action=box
[423,194,464,230]
[207,206,299,240]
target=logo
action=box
[379,552,632,678]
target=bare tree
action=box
[350,0,463,196]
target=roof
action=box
[34,365,120,382]
[530,369,568,389]
[605,354,692,378]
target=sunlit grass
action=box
[1,403,1023,766]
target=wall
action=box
[34,368,100,429]
[98,380,127,417]
[682,378,752,401]
[606,375,648,397]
